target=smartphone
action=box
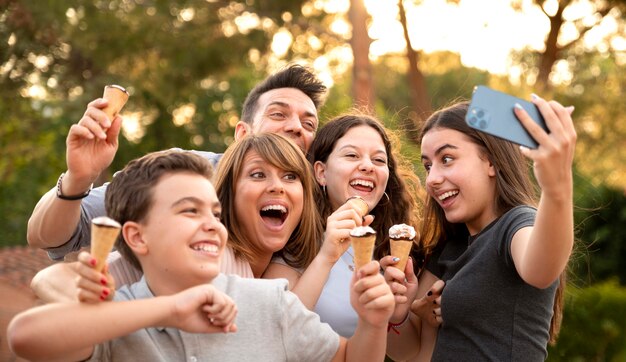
[466,86,547,149]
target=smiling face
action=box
[315,125,389,212]
[236,88,318,152]
[233,149,304,259]
[136,172,227,292]
[420,127,498,235]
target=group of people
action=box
[8,64,577,361]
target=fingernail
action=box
[90,258,97,267]
[514,103,523,110]
[102,288,109,296]
[100,295,106,301]
[427,291,433,296]
[531,93,539,100]
[566,105,575,114]
[100,278,107,286]
[392,257,400,262]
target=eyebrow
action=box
[421,143,458,161]
[266,101,318,120]
[338,144,387,155]
[171,196,221,210]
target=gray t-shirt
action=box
[432,206,558,361]
[89,274,340,361]
[46,150,222,260]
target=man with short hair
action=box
[27,64,327,258]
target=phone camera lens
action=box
[479,119,487,129]
[477,110,485,118]
[469,116,478,125]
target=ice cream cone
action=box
[390,239,413,271]
[346,196,369,217]
[90,216,121,272]
[350,226,376,270]
[102,85,129,122]
[389,224,416,272]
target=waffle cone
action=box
[91,222,121,272]
[102,85,129,122]
[390,238,413,272]
[351,234,376,270]
[347,197,369,217]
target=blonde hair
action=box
[213,133,323,269]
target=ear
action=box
[122,221,149,256]
[234,121,251,141]
[313,160,327,186]
[487,159,496,177]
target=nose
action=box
[359,157,375,173]
[425,166,443,188]
[267,176,285,194]
[283,115,303,136]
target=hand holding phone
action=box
[466,86,548,149]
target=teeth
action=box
[438,190,459,201]
[261,205,287,213]
[350,180,374,189]
[192,244,219,253]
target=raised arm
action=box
[8,283,237,361]
[335,260,394,362]
[511,97,576,288]
[27,98,121,250]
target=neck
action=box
[250,253,273,278]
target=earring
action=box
[322,185,327,197]
[384,192,390,202]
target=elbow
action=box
[7,314,39,360]
[26,217,45,249]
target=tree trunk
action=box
[349,0,375,113]
[537,0,567,90]
[398,0,432,140]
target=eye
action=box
[442,155,453,164]
[213,211,222,221]
[250,171,265,179]
[182,207,198,214]
[345,153,358,159]
[283,172,299,181]
[422,162,431,173]
[269,111,286,120]
[373,157,388,165]
[302,119,317,131]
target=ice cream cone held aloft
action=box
[90,216,121,272]
[388,223,416,272]
[346,196,369,218]
[102,85,129,123]
[350,226,376,270]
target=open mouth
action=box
[190,241,220,256]
[260,204,288,227]
[438,190,459,202]
[350,179,374,193]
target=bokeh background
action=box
[1,0,625,359]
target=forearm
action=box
[345,320,388,362]
[8,297,170,361]
[30,263,79,303]
[27,187,83,249]
[290,255,335,309]
[386,313,421,361]
[525,194,574,288]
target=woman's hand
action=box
[75,251,116,303]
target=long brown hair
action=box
[308,112,424,261]
[213,133,323,270]
[419,101,565,343]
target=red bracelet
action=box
[387,314,409,334]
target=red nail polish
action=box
[102,289,109,296]
[101,278,107,286]
[90,258,97,267]
[100,295,106,301]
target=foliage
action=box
[571,173,626,286]
[548,280,626,361]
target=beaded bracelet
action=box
[56,172,93,200]
[387,313,409,335]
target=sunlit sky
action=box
[308,0,621,75]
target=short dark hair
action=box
[240,64,327,124]
[105,150,213,271]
